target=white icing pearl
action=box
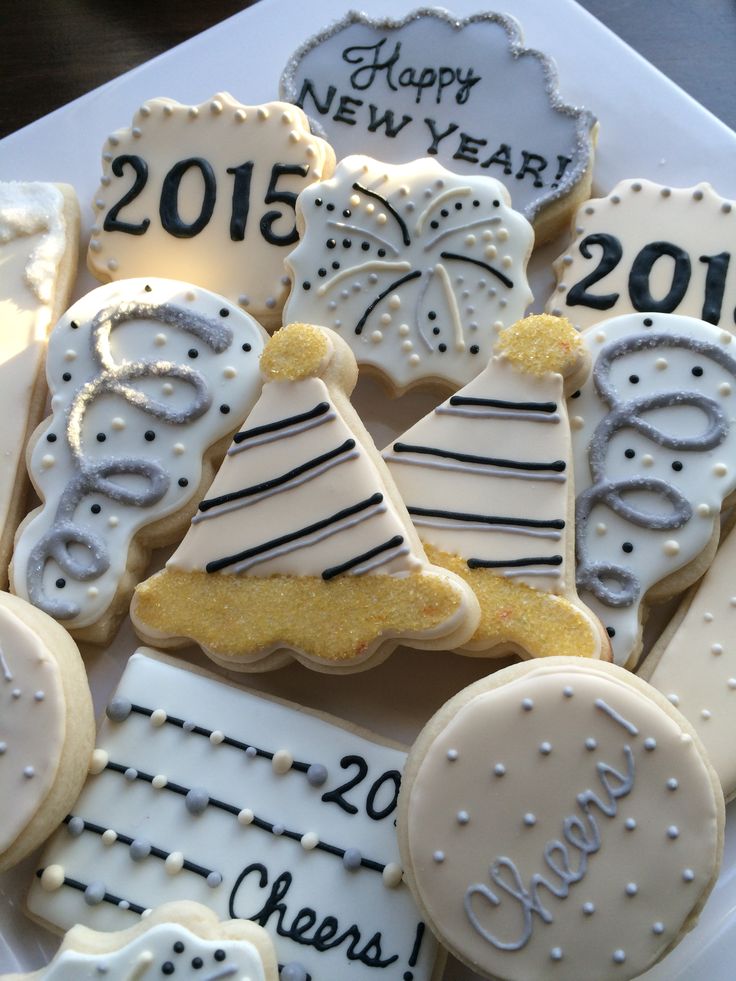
[165,851,184,874]
[223,367,237,379]
[667,826,680,839]
[89,749,109,775]
[102,829,117,846]
[595,522,606,535]
[40,455,55,469]
[380,313,392,326]
[655,358,668,370]
[711,644,723,656]
[521,698,534,712]
[720,382,732,396]
[87,587,99,599]
[370,331,383,344]
[433,851,445,863]
[697,503,712,517]
[493,763,506,777]
[682,868,695,882]
[111,417,126,431]
[154,333,167,346]
[625,818,637,831]
[539,741,552,755]
[209,730,225,745]
[713,463,728,476]
[667,693,680,706]
[40,865,65,892]
[388,294,401,310]
[641,454,654,467]
[272,749,293,775]
[727,678,736,689]
[456,810,470,825]
[161,382,174,396]
[383,863,403,888]
[523,812,536,827]
[152,774,168,789]
[150,709,167,727]
[446,749,459,762]
[409,354,421,366]
[701,709,712,720]
[570,416,585,431]
[64,349,77,362]
[107,516,119,528]
[301,831,319,850]
[663,540,680,556]
[237,809,254,825]
[625,882,638,896]
[173,443,186,455]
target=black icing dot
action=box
[377,248,386,258]
[188,349,199,359]
[492,199,499,207]
[326,238,336,249]
[178,477,189,488]
[55,578,66,589]
[342,238,352,248]
[242,343,251,352]
[214,950,226,962]
[91,504,101,514]
[219,404,230,414]
[672,461,683,472]
[173,941,185,954]
[625,449,635,459]
[332,261,340,270]
[162,964,175,976]
[432,327,441,336]
[470,345,480,354]
[326,203,335,212]
[96,433,106,443]
[622,542,634,554]
[302,281,311,291]
[343,208,351,218]
[455,201,463,210]
[474,199,481,207]
[62,372,72,382]
[430,220,439,229]
[428,311,437,321]
[606,626,616,638]
[629,375,639,384]
[70,320,79,329]
[191,958,203,970]
[315,197,323,207]
[361,241,370,251]
[571,390,581,399]
[144,430,156,442]
[219,308,229,318]
[692,366,703,377]
[438,343,447,353]
[144,284,152,293]
[46,433,57,443]
[643,317,653,326]
[318,268,327,277]
[440,209,449,218]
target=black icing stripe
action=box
[102,761,387,875]
[392,443,566,473]
[35,869,147,916]
[205,493,384,573]
[354,270,422,335]
[408,507,565,530]
[440,250,514,289]
[352,182,411,246]
[126,703,313,774]
[199,440,356,513]
[467,555,564,570]
[449,396,558,413]
[63,815,217,880]
[232,401,330,444]
[322,535,404,581]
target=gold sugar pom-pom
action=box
[260,322,332,381]
[495,314,582,378]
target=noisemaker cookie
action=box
[399,657,724,981]
[131,322,480,670]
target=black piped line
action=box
[408,507,565,530]
[232,401,330,444]
[354,270,422,335]
[322,535,404,581]
[35,868,147,916]
[440,250,513,288]
[467,555,564,570]
[392,443,566,473]
[449,395,557,413]
[352,182,410,245]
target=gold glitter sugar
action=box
[260,322,332,381]
[496,314,583,378]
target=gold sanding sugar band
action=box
[425,545,600,659]
[495,314,582,378]
[133,567,464,663]
[260,322,332,381]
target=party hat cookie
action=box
[131,323,480,671]
[385,314,608,660]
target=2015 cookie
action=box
[384,314,608,660]
[3,901,278,979]
[570,312,736,667]
[280,8,597,244]
[27,650,442,981]
[0,182,79,590]
[283,154,534,393]
[131,322,480,671]
[87,94,335,329]
[10,278,267,644]
[0,591,93,873]
[399,657,724,981]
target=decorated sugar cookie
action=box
[571,312,736,667]
[27,650,442,981]
[549,180,736,330]
[280,8,597,243]
[87,94,335,328]
[131,322,480,671]
[399,657,724,981]
[283,155,534,394]
[4,901,278,980]
[11,278,267,644]
[0,591,93,873]
[639,518,736,801]
[0,182,79,590]
[385,315,608,660]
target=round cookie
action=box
[0,591,94,872]
[398,657,724,981]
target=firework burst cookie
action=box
[2,901,278,980]
[398,657,724,981]
[571,311,736,667]
[0,182,79,590]
[131,322,480,671]
[87,94,335,329]
[0,591,93,873]
[385,314,609,661]
[11,278,267,644]
[283,154,534,393]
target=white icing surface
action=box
[27,652,438,981]
[11,278,266,630]
[283,155,533,392]
[0,183,67,305]
[571,312,736,667]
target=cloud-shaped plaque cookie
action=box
[280,8,597,243]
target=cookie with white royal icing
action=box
[280,8,597,243]
[0,591,93,873]
[131,322,480,671]
[639,516,736,801]
[87,94,336,329]
[571,312,736,668]
[27,650,442,981]
[10,278,267,644]
[399,657,724,981]
[0,182,79,591]
[2,900,277,980]
[283,154,534,394]
[385,314,609,660]
[548,179,736,330]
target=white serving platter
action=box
[1,0,736,977]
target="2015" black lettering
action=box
[320,754,401,821]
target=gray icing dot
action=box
[207,871,223,888]
[124,768,138,781]
[106,696,132,722]
[307,763,328,787]
[182,721,195,732]
[281,963,308,981]
[96,965,109,975]
[185,787,210,815]
[245,746,257,758]
[129,838,151,861]
[84,881,106,906]
[67,817,85,837]
[342,848,362,870]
